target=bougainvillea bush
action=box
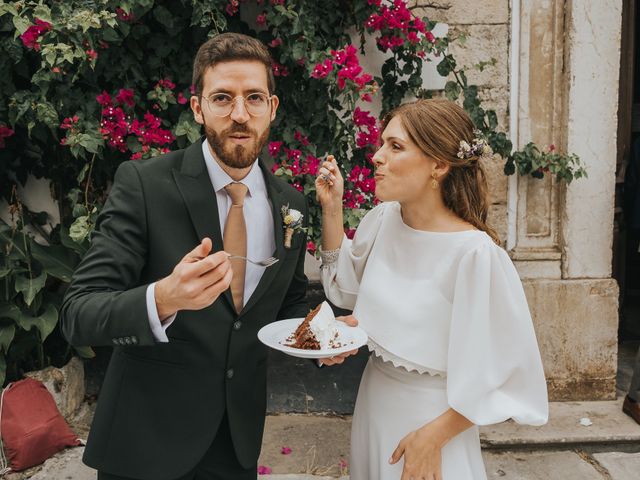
[0,0,585,384]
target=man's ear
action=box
[191,96,204,125]
[269,95,280,122]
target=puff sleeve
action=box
[446,242,549,426]
[320,203,387,310]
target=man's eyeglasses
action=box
[199,92,273,117]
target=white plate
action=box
[257,318,368,359]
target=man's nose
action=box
[229,97,250,124]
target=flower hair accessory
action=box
[457,131,493,161]
[281,204,305,248]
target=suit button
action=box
[226,369,234,379]
[233,321,242,331]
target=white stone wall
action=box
[562,0,623,279]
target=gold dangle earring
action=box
[431,171,439,189]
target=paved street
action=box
[9,342,640,480]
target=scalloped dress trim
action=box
[367,340,447,378]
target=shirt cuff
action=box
[146,282,176,343]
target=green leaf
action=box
[32,5,53,23]
[15,272,47,306]
[0,303,21,322]
[69,215,92,244]
[0,268,11,279]
[0,325,15,353]
[30,240,77,282]
[0,3,19,17]
[12,15,30,35]
[73,345,95,359]
[153,5,174,30]
[35,101,59,129]
[16,303,58,341]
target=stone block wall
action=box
[411,0,511,243]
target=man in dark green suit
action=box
[61,33,347,480]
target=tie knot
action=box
[225,182,249,206]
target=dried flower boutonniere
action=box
[281,205,305,248]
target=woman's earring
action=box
[431,172,439,189]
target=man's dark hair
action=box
[192,32,275,95]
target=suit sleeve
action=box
[60,160,157,347]
[276,201,310,320]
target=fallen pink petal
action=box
[281,446,292,455]
[257,465,272,475]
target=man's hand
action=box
[318,315,359,366]
[155,238,233,322]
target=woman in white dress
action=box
[315,99,548,480]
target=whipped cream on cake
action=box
[288,301,340,350]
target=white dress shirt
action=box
[146,139,275,342]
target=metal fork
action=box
[227,254,279,267]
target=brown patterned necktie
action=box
[223,182,249,313]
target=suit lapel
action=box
[241,160,287,314]
[172,139,235,312]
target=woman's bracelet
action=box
[320,248,340,267]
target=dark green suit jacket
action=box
[61,139,310,480]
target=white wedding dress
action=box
[321,201,548,480]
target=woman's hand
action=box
[318,315,359,366]
[390,423,444,480]
[315,155,344,212]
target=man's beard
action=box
[204,120,270,169]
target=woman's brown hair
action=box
[383,98,500,244]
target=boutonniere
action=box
[281,204,305,248]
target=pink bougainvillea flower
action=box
[177,92,188,105]
[226,0,239,16]
[353,108,376,128]
[256,13,267,26]
[116,88,135,107]
[96,91,112,106]
[281,446,292,455]
[268,141,283,157]
[60,116,79,130]
[258,465,272,475]
[269,38,283,48]
[85,49,98,61]
[0,124,15,148]
[284,148,302,162]
[20,19,52,51]
[304,155,320,176]
[307,241,317,254]
[116,7,135,22]
[425,31,435,43]
[156,78,176,90]
[310,58,333,79]
[272,62,289,77]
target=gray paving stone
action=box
[480,397,640,448]
[593,452,640,480]
[28,447,94,480]
[483,451,604,479]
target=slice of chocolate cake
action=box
[287,301,340,350]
